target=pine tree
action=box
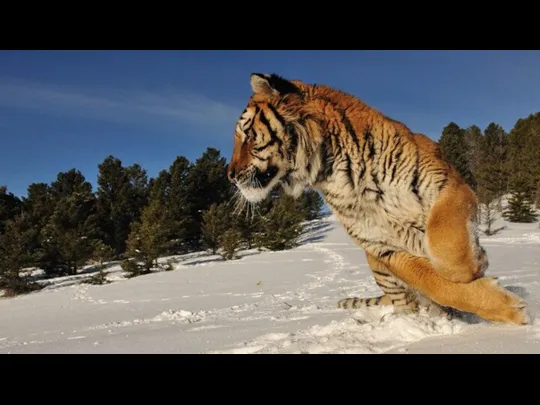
[125,196,171,276]
[473,123,506,222]
[480,197,502,235]
[125,163,149,211]
[536,179,540,210]
[463,125,484,188]
[22,183,56,273]
[503,191,538,223]
[438,122,476,190]
[219,228,244,260]
[96,156,148,257]
[166,156,193,254]
[257,193,305,251]
[230,212,258,250]
[96,156,125,254]
[33,169,100,275]
[483,123,509,206]
[39,188,100,276]
[144,156,195,255]
[23,183,54,228]
[201,202,230,254]
[295,189,325,220]
[86,240,115,285]
[50,169,92,203]
[504,113,540,225]
[183,148,233,249]
[507,113,540,202]
[231,187,280,250]
[147,170,171,204]
[0,213,42,296]
[0,186,22,234]
[526,114,540,203]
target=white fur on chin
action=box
[238,186,270,203]
[237,174,283,203]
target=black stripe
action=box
[379,285,404,293]
[437,174,448,191]
[357,164,366,182]
[258,109,277,142]
[341,110,360,151]
[267,103,298,162]
[332,133,343,158]
[325,191,342,200]
[244,117,253,129]
[417,162,432,193]
[411,145,421,202]
[362,187,383,196]
[381,137,393,182]
[316,135,335,182]
[378,250,394,259]
[395,151,415,184]
[258,108,283,159]
[380,129,389,159]
[239,108,247,119]
[388,131,403,184]
[266,103,287,129]
[363,128,376,159]
[242,106,260,138]
[253,104,261,118]
[365,129,382,193]
[391,298,407,305]
[251,153,269,161]
[254,140,275,152]
[389,150,401,184]
[314,94,360,154]
[374,276,399,287]
[344,153,354,188]
[285,123,298,161]
[354,236,391,251]
[372,269,391,277]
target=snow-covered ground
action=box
[1,213,539,354]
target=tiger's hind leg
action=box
[338,252,419,314]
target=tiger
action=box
[226,72,529,326]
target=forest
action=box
[437,112,540,231]
[1,110,539,297]
[0,147,324,295]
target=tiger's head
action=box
[227,73,318,204]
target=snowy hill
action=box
[1,213,539,354]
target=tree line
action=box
[1,110,539,297]
[438,111,540,232]
[0,147,324,296]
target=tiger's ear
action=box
[250,73,274,95]
[250,73,301,97]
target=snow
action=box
[1,213,539,354]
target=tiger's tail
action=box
[337,294,392,309]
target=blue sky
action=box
[1,50,540,198]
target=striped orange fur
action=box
[227,73,528,325]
